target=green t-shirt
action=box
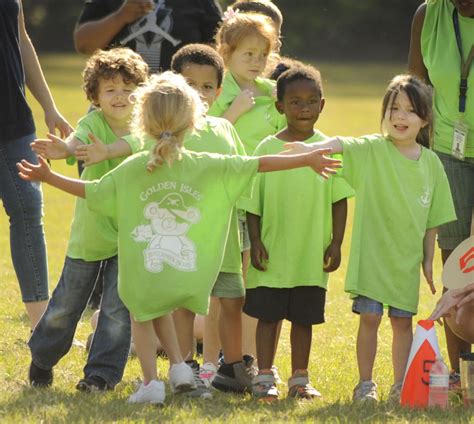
[241,132,354,289]
[67,110,134,260]
[208,72,287,154]
[421,0,474,157]
[340,135,457,313]
[126,117,247,274]
[85,150,259,321]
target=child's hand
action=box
[17,156,52,182]
[250,239,268,271]
[31,133,69,159]
[323,241,341,272]
[307,149,342,179]
[230,89,255,116]
[422,259,436,294]
[75,133,108,166]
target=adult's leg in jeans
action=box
[0,134,49,328]
[29,258,101,370]
[84,256,131,387]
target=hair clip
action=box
[223,7,239,22]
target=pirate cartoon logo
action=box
[131,193,201,273]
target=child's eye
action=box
[204,85,214,90]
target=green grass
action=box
[0,55,470,422]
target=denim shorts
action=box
[435,151,474,250]
[352,295,414,318]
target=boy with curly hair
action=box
[28,47,148,392]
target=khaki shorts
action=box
[211,272,244,298]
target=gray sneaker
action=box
[353,380,378,402]
[212,356,257,393]
[184,360,213,399]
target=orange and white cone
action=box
[400,319,440,408]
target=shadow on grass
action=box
[1,387,473,422]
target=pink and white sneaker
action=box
[199,362,217,389]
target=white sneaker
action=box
[169,362,196,394]
[128,380,166,405]
[353,380,378,402]
[199,362,217,389]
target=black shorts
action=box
[243,286,326,326]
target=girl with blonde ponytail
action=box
[17,71,340,405]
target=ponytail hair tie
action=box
[160,131,172,140]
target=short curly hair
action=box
[171,43,224,88]
[276,64,323,102]
[83,48,149,106]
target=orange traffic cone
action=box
[400,320,441,408]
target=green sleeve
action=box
[426,156,457,229]
[84,173,117,221]
[331,175,355,203]
[339,135,374,189]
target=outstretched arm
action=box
[31,133,83,160]
[17,156,86,198]
[75,134,133,166]
[18,0,72,137]
[258,148,341,179]
[282,138,343,156]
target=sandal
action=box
[288,370,321,400]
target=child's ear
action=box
[216,87,222,97]
[275,100,284,115]
[319,97,326,113]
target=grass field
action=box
[0,55,470,423]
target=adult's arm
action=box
[74,0,154,55]
[18,0,72,137]
[408,3,430,83]
[198,0,222,43]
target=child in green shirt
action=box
[283,74,457,403]
[17,71,340,405]
[27,48,148,393]
[242,65,353,401]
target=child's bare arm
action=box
[324,198,348,272]
[422,227,437,294]
[75,133,133,166]
[17,156,86,198]
[31,133,83,160]
[247,212,268,271]
[258,148,341,179]
[282,138,343,156]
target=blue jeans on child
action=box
[0,133,48,302]
[29,256,131,387]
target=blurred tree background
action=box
[23,0,423,62]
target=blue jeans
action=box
[29,256,131,387]
[0,133,48,302]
